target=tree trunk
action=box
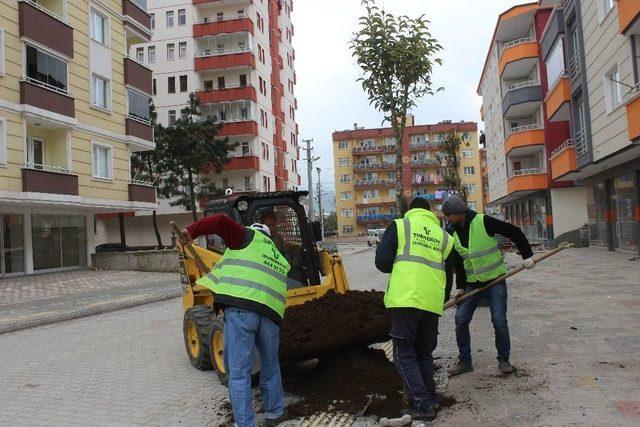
[118,212,127,250]
[187,168,198,222]
[152,210,163,248]
[394,127,405,216]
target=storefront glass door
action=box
[1,215,25,277]
[613,174,637,252]
[32,214,87,271]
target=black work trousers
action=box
[390,307,439,411]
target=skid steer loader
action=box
[178,191,352,380]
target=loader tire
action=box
[183,306,215,371]
[209,317,228,384]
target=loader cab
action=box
[203,191,321,287]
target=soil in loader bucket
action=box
[279,289,391,361]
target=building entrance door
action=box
[613,174,637,252]
[0,214,25,277]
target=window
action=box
[0,28,4,75]
[152,78,156,95]
[244,176,251,190]
[168,110,176,126]
[239,74,247,86]
[463,166,475,175]
[216,12,224,21]
[136,47,144,62]
[546,38,565,88]
[150,13,155,29]
[127,88,151,122]
[25,45,68,93]
[148,46,156,63]
[605,66,622,111]
[167,76,176,93]
[179,75,187,92]
[341,209,353,218]
[238,9,245,18]
[218,76,225,89]
[167,43,175,60]
[92,143,112,180]
[241,141,249,155]
[462,150,474,158]
[204,80,213,91]
[339,140,349,150]
[343,225,353,234]
[178,9,186,26]
[339,157,350,166]
[340,191,353,200]
[166,11,174,27]
[339,174,351,183]
[0,117,6,165]
[91,10,107,45]
[92,74,108,109]
[179,42,187,59]
[27,138,44,168]
[598,0,615,21]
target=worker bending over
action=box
[182,215,289,427]
[375,198,454,422]
[442,195,535,376]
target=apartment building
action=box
[0,0,156,276]
[541,0,640,253]
[332,118,482,237]
[478,2,589,243]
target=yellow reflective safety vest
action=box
[453,214,506,283]
[196,228,291,319]
[385,208,454,315]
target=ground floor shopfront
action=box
[0,212,93,277]
[583,159,640,254]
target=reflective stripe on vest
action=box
[453,214,506,282]
[195,228,291,318]
[385,209,453,315]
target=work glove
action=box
[180,229,194,245]
[453,289,465,300]
[522,257,535,270]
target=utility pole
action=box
[316,167,324,240]
[302,138,320,220]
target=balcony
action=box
[549,139,578,180]
[22,165,78,196]
[409,141,440,151]
[502,80,542,118]
[355,198,395,208]
[507,169,548,194]
[195,50,256,72]
[18,0,73,58]
[617,0,640,35]
[353,162,397,171]
[196,85,257,104]
[20,80,75,118]
[194,17,254,37]
[410,159,439,168]
[128,182,156,203]
[352,145,397,155]
[193,0,251,6]
[224,154,260,171]
[625,83,640,142]
[126,117,153,142]
[354,179,396,189]
[218,121,259,137]
[568,53,581,83]
[356,213,398,223]
[504,124,545,155]
[545,75,571,122]
[499,37,538,79]
[124,58,152,95]
[122,0,152,40]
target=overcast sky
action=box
[293,0,520,192]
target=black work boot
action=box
[401,406,437,422]
[264,409,288,427]
[448,360,474,377]
[498,359,514,374]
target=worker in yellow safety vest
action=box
[442,195,535,377]
[375,197,454,422]
[181,214,290,427]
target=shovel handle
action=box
[444,243,573,310]
[170,221,209,273]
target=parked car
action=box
[367,229,385,247]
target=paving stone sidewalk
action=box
[0,270,180,334]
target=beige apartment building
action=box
[0,0,156,276]
[332,118,483,237]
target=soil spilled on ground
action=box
[279,290,392,361]
[283,348,405,418]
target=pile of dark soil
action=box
[279,290,391,361]
[283,348,405,418]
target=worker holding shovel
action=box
[375,197,454,422]
[181,215,290,427]
[442,195,535,376]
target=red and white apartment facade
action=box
[133,0,300,194]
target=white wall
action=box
[95,211,198,247]
[550,187,588,236]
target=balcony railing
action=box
[353,162,396,170]
[506,123,544,136]
[352,144,396,154]
[355,179,397,187]
[624,82,640,103]
[195,46,252,58]
[513,168,544,176]
[197,13,247,23]
[356,213,398,222]
[24,163,72,174]
[502,36,536,50]
[549,138,575,160]
[574,128,587,157]
[409,141,440,150]
[568,54,580,81]
[410,159,439,167]
[506,80,539,91]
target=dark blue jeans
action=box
[454,280,510,365]
[390,308,439,411]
